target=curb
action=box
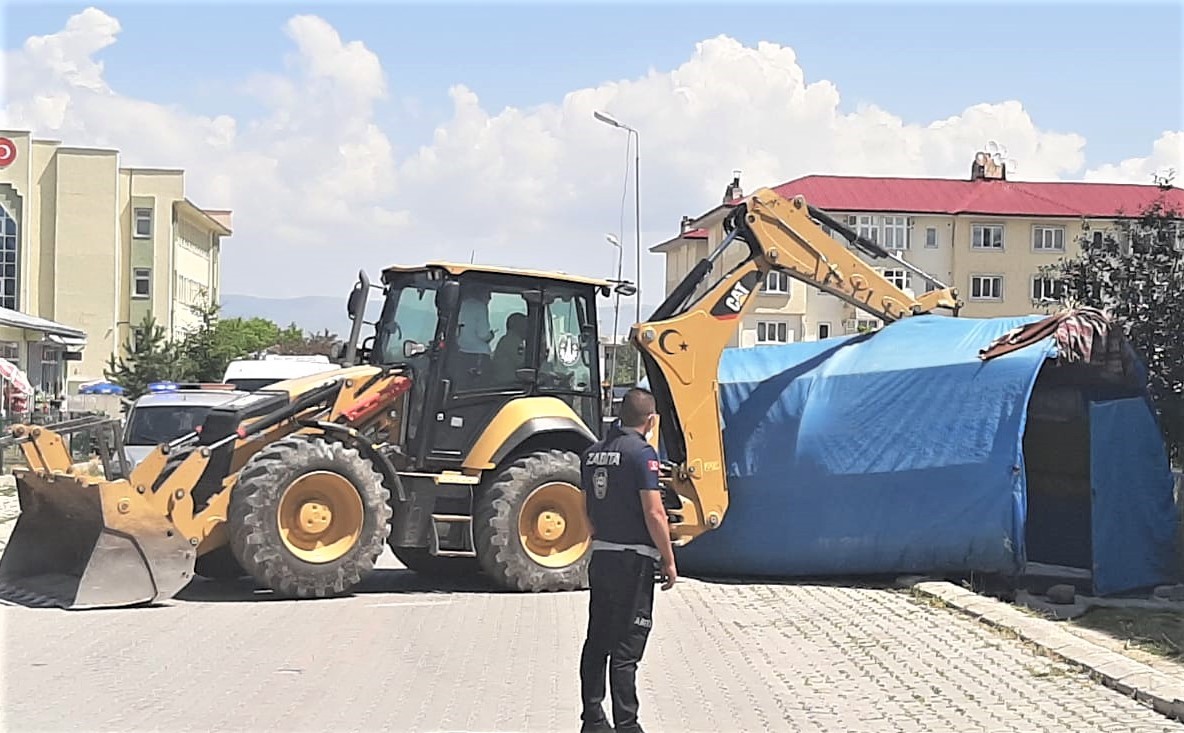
[911,580,1184,722]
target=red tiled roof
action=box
[684,228,708,238]
[768,175,1184,218]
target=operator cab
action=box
[345,263,619,470]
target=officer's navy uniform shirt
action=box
[580,422,661,558]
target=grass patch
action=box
[1069,607,1184,661]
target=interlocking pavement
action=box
[0,540,1180,732]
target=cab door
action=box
[425,275,539,466]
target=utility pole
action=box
[593,110,643,385]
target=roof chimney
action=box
[970,151,1006,181]
[680,215,692,234]
[723,169,743,203]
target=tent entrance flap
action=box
[1088,397,1177,597]
[1021,382,1093,577]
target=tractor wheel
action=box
[193,545,246,580]
[390,546,480,578]
[473,449,591,592]
[227,436,391,598]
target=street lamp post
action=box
[593,110,643,385]
[606,233,623,394]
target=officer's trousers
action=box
[579,548,656,731]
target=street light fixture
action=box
[593,109,642,385]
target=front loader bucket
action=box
[0,470,196,609]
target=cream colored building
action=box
[0,130,231,394]
[652,158,1184,347]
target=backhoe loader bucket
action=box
[0,470,195,609]
[0,419,197,610]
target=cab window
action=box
[538,290,594,394]
[450,281,532,393]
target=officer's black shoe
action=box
[579,720,614,733]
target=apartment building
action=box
[0,130,231,393]
[652,154,1184,347]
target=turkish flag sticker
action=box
[647,459,660,473]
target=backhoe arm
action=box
[632,187,962,545]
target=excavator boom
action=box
[632,187,963,544]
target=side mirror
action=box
[347,270,371,321]
[404,340,429,358]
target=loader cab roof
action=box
[381,262,619,295]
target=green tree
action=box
[104,313,190,399]
[1039,179,1184,464]
[273,324,340,357]
[177,293,285,381]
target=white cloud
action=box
[1083,131,1184,185]
[1,10,1180,305]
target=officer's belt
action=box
[591,540,661,561]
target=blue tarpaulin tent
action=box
[674,314,1178,597]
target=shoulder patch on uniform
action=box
[592,467,609,499]
[647,459,660,472]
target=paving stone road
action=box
[1,528,1180,733]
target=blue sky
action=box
[3,2,1181,302]
[5,1,1181,168]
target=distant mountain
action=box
[219,293,661,341]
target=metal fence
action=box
[0,410,119,472]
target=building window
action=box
[925,227,938,248]
[970,274,1004,301]
[755,321,790,344]
[882,268,909,291]
[133,267,151,299]
[764,270,791,294]
[817,323,831,340]
[0,341,18,360]
[882,216,909,250]
[0,203,17,311]
[133,207,152,238]
[1031,276,1063,302]
[972,224,1004,250]
[856,215,878,243]
[844,317,880,333]
[1032,225,1065,252]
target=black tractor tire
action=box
[473,449,590,592]
[389,546,480,578]
[227,436,392,598]
[193,545,246,580]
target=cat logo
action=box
[724,281,750,312]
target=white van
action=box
[221,354,338,391]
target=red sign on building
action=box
[0,137,15,168]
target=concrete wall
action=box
[51,148,120,389]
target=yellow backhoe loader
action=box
[0,187,960,610]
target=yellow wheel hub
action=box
[518,481,590,568]
[277,471,364,564]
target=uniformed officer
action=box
[577,387,677,733]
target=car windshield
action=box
[371,271,442,364]
[125,405,213,445]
